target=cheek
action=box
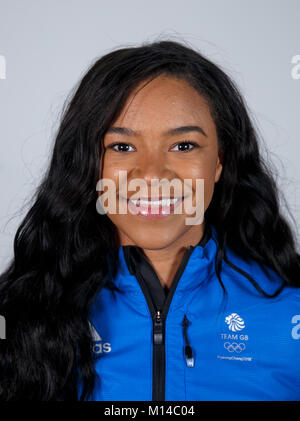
[98,158,120,209]
[180,160,217,186]
[181,161,218,208]
[102,167,121,181]
[100,156,124,192]
[101,151,134,184]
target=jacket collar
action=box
[107,223,220,294]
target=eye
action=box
[107,142,135,152]
[170,141,199,152]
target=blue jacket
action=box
[79,224,300,401]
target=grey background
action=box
[0,0,299,270]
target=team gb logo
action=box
[225,313,245,332]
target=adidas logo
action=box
[88,321,112,354]
[89,321,102,341]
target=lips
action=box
[136,197,172,199]
[126,196,184,218]
[128,197,180,206]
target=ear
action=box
[215,155,223,183]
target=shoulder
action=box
[222,245,300,305]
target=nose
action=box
[132,150,174,185]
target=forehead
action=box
[111,75,215,133]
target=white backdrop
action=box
[0,0,299,270]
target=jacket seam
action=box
[223,256,286,298]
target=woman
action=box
[1,39,300,401]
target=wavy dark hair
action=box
[0,39,299,401]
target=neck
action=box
[120,222,206,290]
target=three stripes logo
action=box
[89,321,112,354]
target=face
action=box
[99,75,222,250]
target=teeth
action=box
[129,198,179,206]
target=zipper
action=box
[182,315,194,368]
[126,245,195,401]
[153,309,164,400]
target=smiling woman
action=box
[100,75,222,275]
[1,39,300,401]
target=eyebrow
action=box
[105,125,207,137]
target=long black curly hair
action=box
[0,39,299,401]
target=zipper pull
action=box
[153,310,163,345]
[182,315,194,368]
[185,345,194,368]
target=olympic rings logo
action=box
[224,342,246,353]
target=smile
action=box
[124,196,185,219]
[128,197,180,206]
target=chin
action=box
[125,229,184,250]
